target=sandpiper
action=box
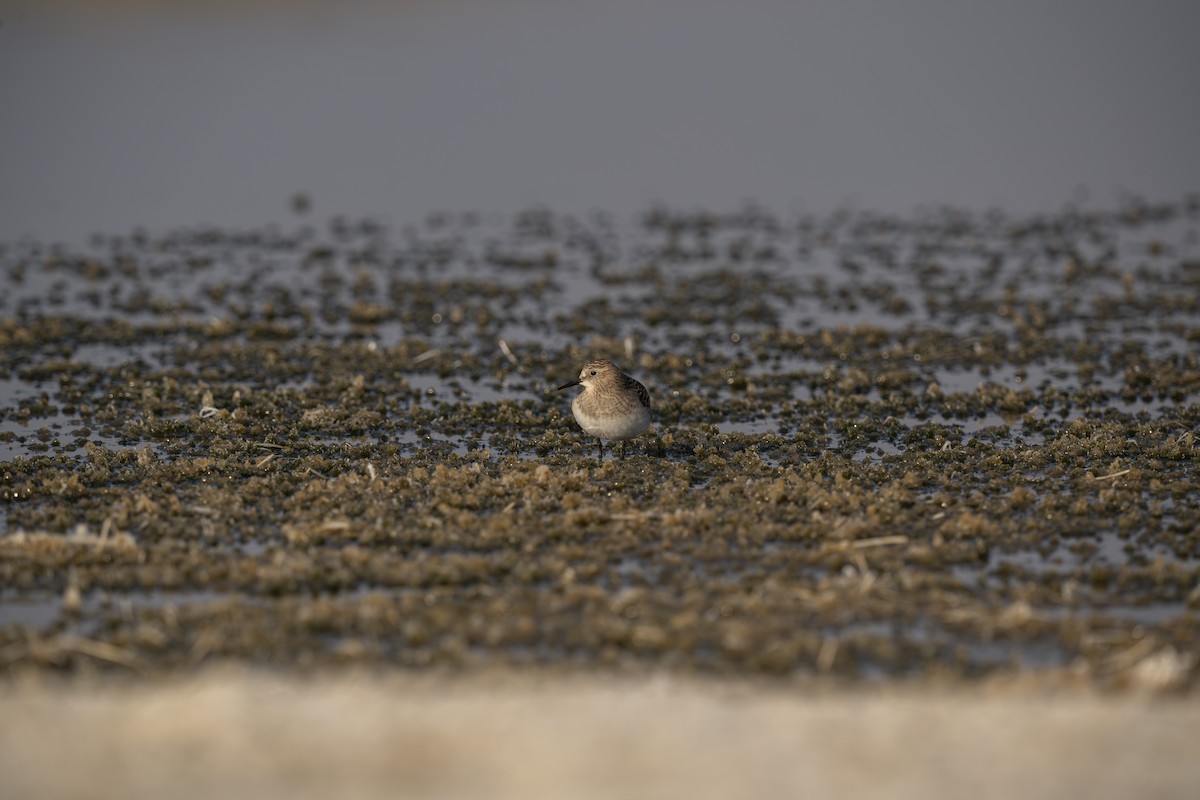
[557,359,651,460]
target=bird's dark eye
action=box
[589,370,597,376]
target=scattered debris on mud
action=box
[2,197,1198,687]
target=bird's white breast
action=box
[571,400,651,440]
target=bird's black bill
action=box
[556,379,581,390]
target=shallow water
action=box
[5,3,1199,244]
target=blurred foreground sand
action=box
[2,670,1197,800]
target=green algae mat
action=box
[1,200,1198,687]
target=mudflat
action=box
[1,199,1198,796]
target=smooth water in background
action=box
[1,0,1198,242]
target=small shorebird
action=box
[557,359,651,461]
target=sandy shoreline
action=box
[3,669,1198,800]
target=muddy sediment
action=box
[1,199,1198,687]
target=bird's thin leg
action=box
[597,438,605,462]
[619,441,627,459]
